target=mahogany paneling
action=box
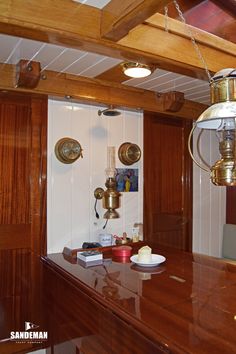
[144,113,192,251]
[0,92,47,253]
[226,187,236,224]
[0,96,31,225]
[0,92,47,354]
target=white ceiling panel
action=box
[41,48,86,72]
[16,38,44,62]
[65,52,106,75]
[72,0,110,8]
[180,83,209,96]
[0,35,21,63]
[124,69,168,87]
[78,57,122,77]
[32,44,65,70]
[0,33,210,105]
[125,69,210,104]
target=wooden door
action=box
[144,113,192,251]
[0,92,47,353]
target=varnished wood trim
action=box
[0,64,207,120]
[95,63,128,83]
[30,96,47,256]
[119,16,236,79]
[146,13,236,57]
[0,0,101,39]
[0,0,234,79]
[101,0,171,41]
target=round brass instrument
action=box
[118,142,141,165]
[55,137,83,164]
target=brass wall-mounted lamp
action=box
[94,147,121,219]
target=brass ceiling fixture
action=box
[122,62,153,78]
[170,0,236,186]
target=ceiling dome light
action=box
[122,62,153,78]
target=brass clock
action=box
[55,138,83,164]
[118,142,141,165]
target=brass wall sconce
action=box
[118,142,141,165]
[55,137,83,164]
[94,147,121,219]
[94,180,121,220]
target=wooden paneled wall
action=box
[0,92,47,353]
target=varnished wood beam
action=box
[0,0,197,79]
[119,13,236,80]
[0,0,235,79]
[145,13,236,56]
[95,63,128,83]
[0,63,207,120]
[101,0,172,41]
[0,0,101,39]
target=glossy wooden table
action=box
[42,245,236,354]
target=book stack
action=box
[77,250,103,267]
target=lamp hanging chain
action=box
[164,6,169,32]
[173,0,212,83]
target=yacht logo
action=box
[10,321,48,343]
[25,322,39,331]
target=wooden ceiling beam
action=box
[95,63,128,83]
[101,0,172,41]
[0,1,235,80]
[0,0,101,39]
[0,63,206,120]
[119,13,236,80]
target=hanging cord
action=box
[94,199,100,219]
[164,5,169,33]
[103,219,108,230]
[173,0,212,83]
